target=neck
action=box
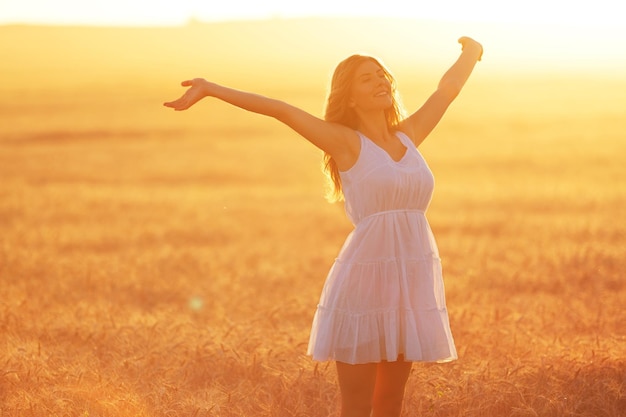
[356,112,392,142]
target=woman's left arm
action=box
[400,36,483,146]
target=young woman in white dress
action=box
[165,36,482,417]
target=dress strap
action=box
[395,131,414,148]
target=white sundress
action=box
[307,130,457,365]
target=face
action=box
[349,59,392,112]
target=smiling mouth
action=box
[375,91,389,97]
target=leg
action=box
[372,356,412,417]
[336,361,378,417]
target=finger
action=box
[163,97,181,107]
[181,79,193,87]
[163,98,186,110]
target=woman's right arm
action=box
[164,78,354,159]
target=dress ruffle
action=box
[307,257,457,364]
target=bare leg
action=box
[372,356,412,417]
[336,361,378,417]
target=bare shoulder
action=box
[396,121,418,146]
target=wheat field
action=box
[1,21,625,417]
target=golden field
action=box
[1,19,625,416]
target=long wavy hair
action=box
[323,55,405,202]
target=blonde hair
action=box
[323,55,404,202]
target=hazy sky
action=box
[0,0,624,27]
[2,0,625,70]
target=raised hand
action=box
[163,78,211,111]
[458,36,483,61]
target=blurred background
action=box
[1,1,625,416]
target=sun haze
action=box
[1,0,625,75]
[0,0,623,26]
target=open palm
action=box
[163,78,208,111]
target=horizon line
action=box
[0,14,617,29]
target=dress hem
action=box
[306,353,458,365]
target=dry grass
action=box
[1,21,625,417]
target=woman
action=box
[165,36,482,417]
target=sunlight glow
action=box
[1,0,625,73]
[0,0,624,28]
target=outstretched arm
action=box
[164,79,354,160]
[399,37,483,146]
